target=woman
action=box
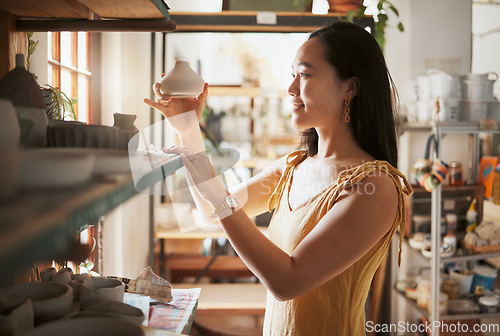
[144,22,412,336]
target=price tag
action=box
[443,199,455,210]
[256,12,277,25]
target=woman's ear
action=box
[346,76,358,99]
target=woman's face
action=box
[288,37,351,131]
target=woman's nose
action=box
[288,77,299,97]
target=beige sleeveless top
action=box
[263,150,413,336]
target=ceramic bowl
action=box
[80,301,145,326]
[0,282,73,322]
[71,273,90,281]
[47,120,120,149]
[24,317,144,336]
[159,61,205,98]
[0,299,34,335]
[50,268,73,284]
[16,106,48,148]
[0,148,20,200]
[80,278,125,309]
[69,280,86,301]
[40,267,57,282]
[0,99,20,147]
[18,148,95,189]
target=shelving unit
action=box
[0,154,183,285]
[391,121,500,336]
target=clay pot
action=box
[113,113,139,151]
[327,0,363,12]
[159,61,205,98]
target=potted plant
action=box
[346,0,404,51]
[289,0,404,52]
[26,32,77,121]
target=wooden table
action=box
[156,227,267,281]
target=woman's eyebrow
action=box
[292,61,313,70]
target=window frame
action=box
[48,31,93,123]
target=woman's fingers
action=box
[143,98,166,111]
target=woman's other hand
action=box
[163,146,226,206]
[143,80,209,122]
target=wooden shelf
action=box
[393,287,500,321]
[0,153,182,284]
[0,0,175,32]
[170,11,374,33]
[0,0,170,19]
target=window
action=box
[48,32,92,123]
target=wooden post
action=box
[0,9,28,78]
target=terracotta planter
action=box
[327,0,363,12]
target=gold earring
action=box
[344,98,351,123]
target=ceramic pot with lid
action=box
[461,72,498,101]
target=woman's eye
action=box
[299,73,309,78]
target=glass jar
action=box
[449,162,463,186]
[442,279,459,300]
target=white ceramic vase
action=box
[159,61,205,98]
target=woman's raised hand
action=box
[143,80,209,122]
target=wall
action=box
[472,2,500,101]
[100,32,153,278]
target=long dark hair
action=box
[302,21,399,168]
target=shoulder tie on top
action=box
[267,152,413,267]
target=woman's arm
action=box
[144,82,283,222]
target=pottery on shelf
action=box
[159,61,205,98]
[0,282,73,322]
[24,317,145,336]
[40,268,57,282]
[0,99,21,200]
[80,277,125,309]
[80,301,145,326]
[0,299,34,335]
[113,113,139,151]
[18,148,95,189]
[47,120,121,149]
[50,268,73,284]
[0,54,47,148]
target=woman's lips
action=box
[291,100,304,111]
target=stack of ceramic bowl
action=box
[461,72,498,121]
[409,69,462,123]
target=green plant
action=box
[42,84,78,120]
[26,32,78,121]
[26,32,39,80]
[347,0,404,51]
[291,0,312,9]
[78,235,100,277]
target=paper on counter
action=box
[124,292,150,326]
